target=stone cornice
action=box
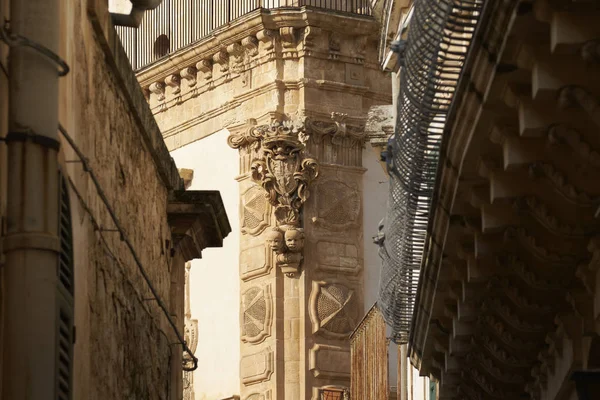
[136,8,380,88]
[159,79,387,144]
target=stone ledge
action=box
[167,190,231,262]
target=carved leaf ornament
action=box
[229,119,319,226]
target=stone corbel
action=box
[242,35,259,57]
[213,49,230,73]
[280,27,298,58]
[558,86,600,128]
[180,66,197,87]
[302,26,322,53]
[227,42,244,72]
[329,32,341,59]
[257,29,275,53]
[164,73,181,97]
[148,81,165,102]
[355,35,368,63]
[167,190,231,262]
[196,59,213,81]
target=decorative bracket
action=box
[228,118,319,277]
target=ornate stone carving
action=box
[227,42,244,72]
[257,29,275,52]
[466,351,524,384]
[474,335,530,368]
[245,390,272,400]
[496,254,566,291]
[241,185,270,236]
[229,118,319,226]
[148,81,165,101]
[280,27,296,49]
[503,226,578,266]
[305,112,367,147]
[213,49,229,72]
[180,66,197,87]
[183,262,198,400]
[303,26,322,52]
[242,35,259,57]
[513,196,587,236]
[165,73,181,96]
[265,226,305,277]
[528,162,598,206]
[309,281,359,338]
[312,179,360,229]
[329,32,341,59]
[547,124,600,168]
[196,59,213,80]
[241,284,272,344]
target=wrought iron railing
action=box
[116,0,373,71]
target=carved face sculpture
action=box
[265,228,284,252]
[285,228,304,252]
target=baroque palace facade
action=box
[376,0,600,400]
[115,1,397,399]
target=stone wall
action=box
[60,0,184,398]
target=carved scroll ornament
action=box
[228,119,319,277]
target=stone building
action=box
[115,1,399,399]
[0,0,229,399]
[379,0,600,399]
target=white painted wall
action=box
[171,129,241,400]
[361,146,399,385]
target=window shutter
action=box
[56,174,74,400]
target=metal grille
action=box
[377,0,484,344]
[57,174,74,400]
[116,0,372,71]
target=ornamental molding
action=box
[496,254,565,291]
[503,226,578,266]
[513,196,587,237]
[528,162,598,206]
[466,351,524,384]
[309,280,359,339]
[305,112,367,147]
[474,335,530,368]
[477,313,537,350]
[547,124,600,169]
[487,276,552,314]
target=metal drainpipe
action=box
[2,0,61,398]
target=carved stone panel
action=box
[309,281,359,339]
[240,244,272,281]
[316,241,360,274]
[313,179,360,230]
[241,347,274,386]
[309,344,351,380]
[245,390,272,400]
[241,185,270,236]
[241,284,273,344]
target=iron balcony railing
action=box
[116,0,373,71]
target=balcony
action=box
[116,0,373,71]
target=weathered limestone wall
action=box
[58,0,185,398]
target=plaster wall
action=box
[171,130,241,400]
